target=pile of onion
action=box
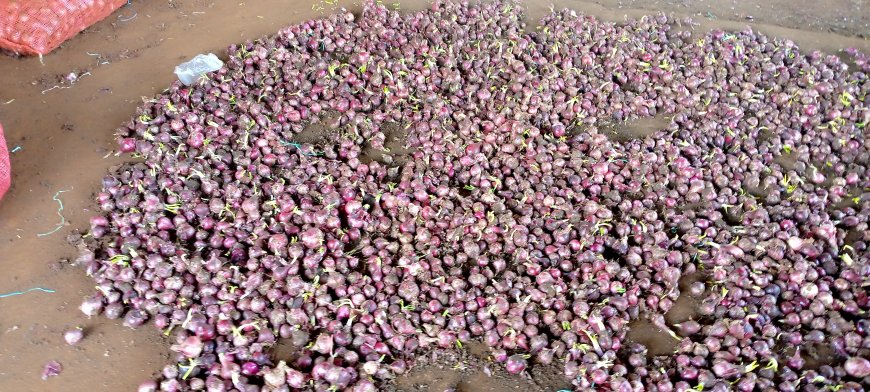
[74,0,868,391]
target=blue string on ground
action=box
[37,189,70,237]
[279,140,322,156]
[0,287,56,299]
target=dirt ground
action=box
[0,1,867,391]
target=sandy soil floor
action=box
[0,1,867,391]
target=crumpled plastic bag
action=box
[174,53,224,86]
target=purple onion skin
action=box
[41,360,63,380]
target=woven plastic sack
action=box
[0,123,9,201]
[0,0,129,55]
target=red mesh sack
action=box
[0,0,128,55]
[0,123,9,201]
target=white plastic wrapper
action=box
[174,53,224,86]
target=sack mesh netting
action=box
[0,0,128,55]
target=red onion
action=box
[170,336,203,358]
[844,357,870,378]
[505,355,527,374]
